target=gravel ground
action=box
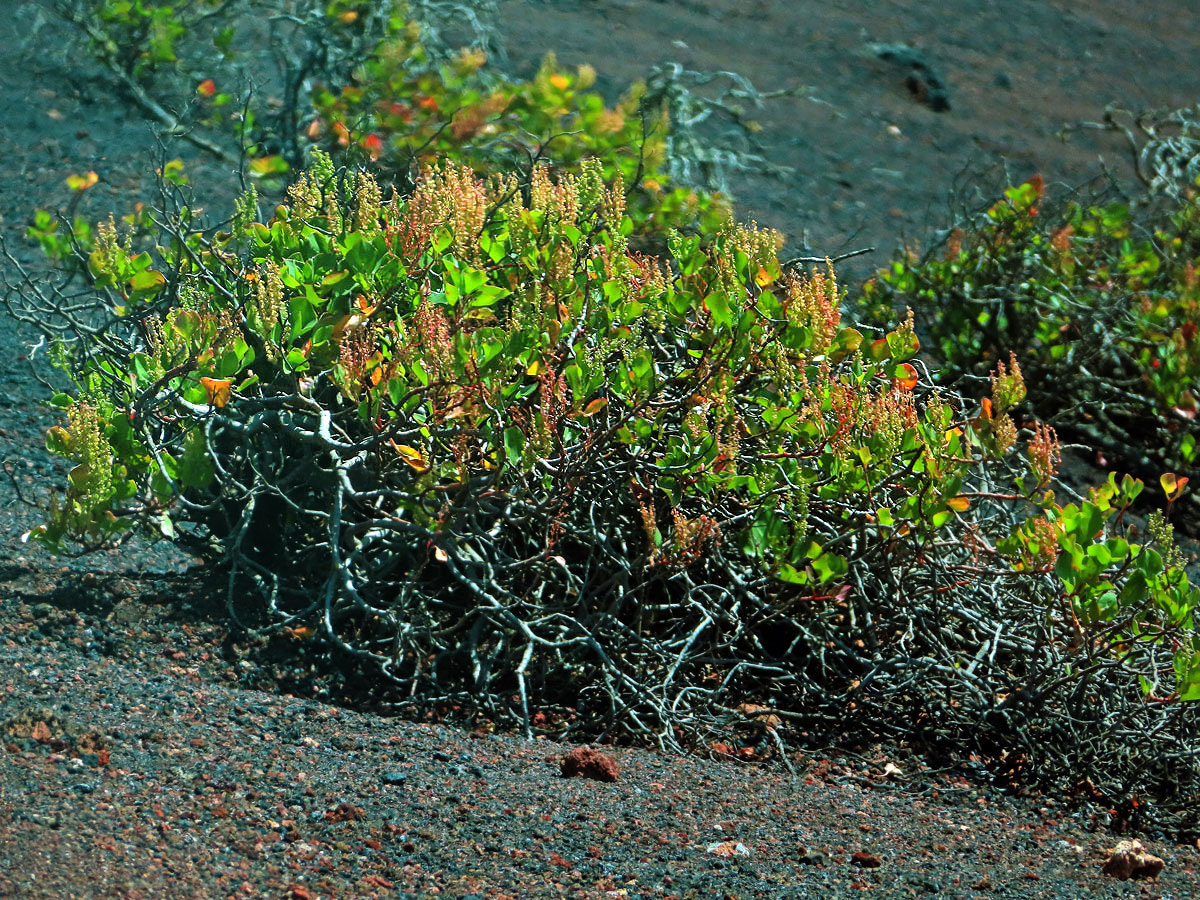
[1,2,1199,898]
[3,590,1199,899]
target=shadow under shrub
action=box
[9,152,1200,837]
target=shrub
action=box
[858,173,1200,508]
[10,150,1200,834]
[43,0,738,238]
[307,42,734,239]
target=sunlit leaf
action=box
[199,377,232,408]
[1160,472,1189,501]
[66,171,99,191]
[393,442,429,473]
[892,363,919,391]
[249,155,289,177]
[128,270,166,296]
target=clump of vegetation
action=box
[10,144,1200,834]
[858,167,1200,510]
[39,0,754,238]
[9,0,1200,840]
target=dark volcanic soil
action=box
[2,2,1200,898]
[495,0,1200,281]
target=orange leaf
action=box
[946,495,970,512]
[755,265,775,287]
[1161,472,1189,501]
[581,397,608,417]
[892,363,919,392]
[199,377,231,409]
[549,73,570,90]
[197,79,216,98]
[392,442,429,473]
[66,171,99,191]
[363,133,384,160]
[980,397,993,420]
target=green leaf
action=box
[1118,570,1148,607]
[249,155,289,176]
[128,270,166,297]
[811,551,848,584]
[45,426,71,456]
[704,292,733,329]
[171,309,201,340]
[503,427,525,465]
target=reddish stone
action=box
[560,746,618,783]
[851,850,882,868]
[1102,840,1165,880]
[324,802,366,823]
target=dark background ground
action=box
[1,2,1200,897]
[494,0,1200,282]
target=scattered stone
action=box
[323,802,366,824]
[870,43,951,112]
[852,850,883,868]
[705,840,751,857]
[560,746,618,783]
[381,770,408,786]
[1,706,104,756]
[1101,839,1164,880]
[797,847,827,866]
[735,702,781,729]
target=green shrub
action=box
[859,174,1200,488]
[12,150,1200,833]
[307,41,733,239]
[20,0,1200,836]
[45,0,736,238]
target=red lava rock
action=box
[1102,839,1165,880]
[324,802,366,824]
[560,746,618,782]
[851,850,882,868]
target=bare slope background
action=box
[494,0,1200,280]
